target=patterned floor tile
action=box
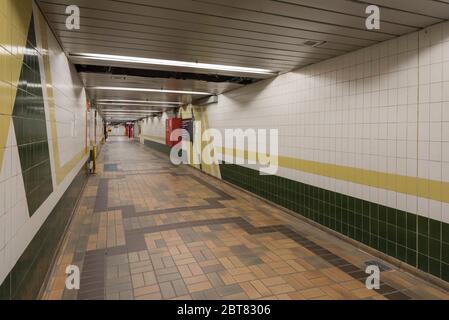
[41,137,449,300]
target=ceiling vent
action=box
[111,75,126,80]
[302,40,327,47]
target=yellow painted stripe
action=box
[218,147,449,204]
[193,105,220,178]
[38,10,87,185]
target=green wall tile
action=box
[418,216,429,236]
[12,14,53,217]
[218,163,449,283]
[429,259,441,278]
[1,163,88,299]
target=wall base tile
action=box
[0,162,88,300]
[220,162,449,284]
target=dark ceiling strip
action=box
[75,65,261,85]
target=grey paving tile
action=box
[215,284,244,297]
[172,279,188,296]
[159,282,176,299]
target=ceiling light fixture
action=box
[72,53,276,75]
[101,109,159,113]
[104,114,141,116]
[96,99,182,105]
[97,103,178,108]
[89,86,210,95]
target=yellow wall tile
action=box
[0,11,11,52]
[0,46,12,86]
[0,0,32,173]
[0,80,12,115]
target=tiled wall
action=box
[205,22,449,282]
[88,110,105,146]
[0,1,99,298]
[12,13,53,217]
[107,125,126,136]
[143,139,171,155]
[140,112,169,144]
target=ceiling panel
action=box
[40,3,373,49]
[267,0,442,28]
[37,0,449,74]
[196,0,417,35]
[355,0,449,20]
[53,24,342,59]
[35,0,449,122]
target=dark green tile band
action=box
[12,14,53,217]
[219,163,449,283]
[0,162,88,300]
[143,139,171,155]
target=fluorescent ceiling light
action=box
[98,103,177,108]
[103,113,152,116]
[105,116,141,119]
[103,111,152,114]
[101,109,158,113]
[105,114,145,116]
[89,86,210,95]
[104,116,150,118]
[96,99,182,105]
[72,53,276,75]
[104,115,150,117]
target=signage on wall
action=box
[181,119,193,143]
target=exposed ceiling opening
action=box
[75,65,260,85]
[36,0,449,122]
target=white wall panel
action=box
[207,20,449,223]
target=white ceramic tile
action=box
[442,203,449,223]
[0,3,101,287]
[443,163,449,181]
[429,200,442,221]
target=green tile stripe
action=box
[0,163,88,300]
[219,163,449,283]
[143,139,171,155]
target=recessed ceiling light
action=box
[89,86,210,95]
[71,53,276,75]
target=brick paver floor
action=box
[42,137,449,300]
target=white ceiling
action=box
[36,0,449,121]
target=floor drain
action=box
[364,260,391,272]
